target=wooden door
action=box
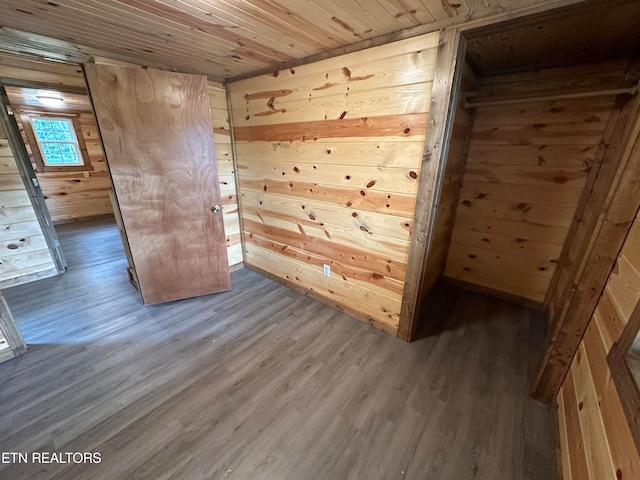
[84,64,230,304]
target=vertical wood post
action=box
[0,290,26,358]
[397,29,466,341]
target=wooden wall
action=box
[444,62,623,303]
[8,86,113,224]
[229,32,440,335]
[208,82,242,267]
[556,208,640,479]
[0,115,56,286]
[419,61,477,300]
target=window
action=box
[32,117,82,166]
[20,113,93,173]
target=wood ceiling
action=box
[466,0,640,75]
[0,0,585,82]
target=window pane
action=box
[41,143,81,165]
[32,118,75,142]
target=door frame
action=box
[0,84,66,285]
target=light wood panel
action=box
[84,64,230,304]
[557,209,640,480]
[231,33,439,336]
[0,118,56,290]
[445,64,619,303]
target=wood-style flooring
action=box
[0,219,555,480]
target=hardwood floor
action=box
[0,219,555,480]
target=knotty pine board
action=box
[233,82,434,127]
[235,141,426,168]
[239,177,417,218]
[234,113,428,143]
[445,73,618,303]
[241,207,409,263]
[230,33,439,334]
[229,33,440,107]
[557,210,640,480]
[237,159,420,195]
[465,144,599,168]
[240,189,413,243]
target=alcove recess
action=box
[419,0,640,317]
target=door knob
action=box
[211,205,221,213]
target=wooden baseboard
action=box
[53,213,115,226]
[0,347,15,364]
[245,263,399,337]
[442,276,544,310]
[0,267,59,290]
[229,262,244,273]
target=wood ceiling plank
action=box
[119,0,327,54]
[308,0,393,39]
[466,1,640,74]
[420,0,468,19]
[268,0,369,42]
[350,0,408,32]
[233,0,352,47]
[375,0,438,27]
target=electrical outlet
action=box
[323,264,330,277]
[83,172,90,178]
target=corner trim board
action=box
[397,29,465,341]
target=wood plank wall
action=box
[229,32,440,335]
[419,61,477,300]
[444,62,623,303]
[208,82,242,267]
[557,208,640,480]
[0,116,56,285]
[8,87,113,224]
